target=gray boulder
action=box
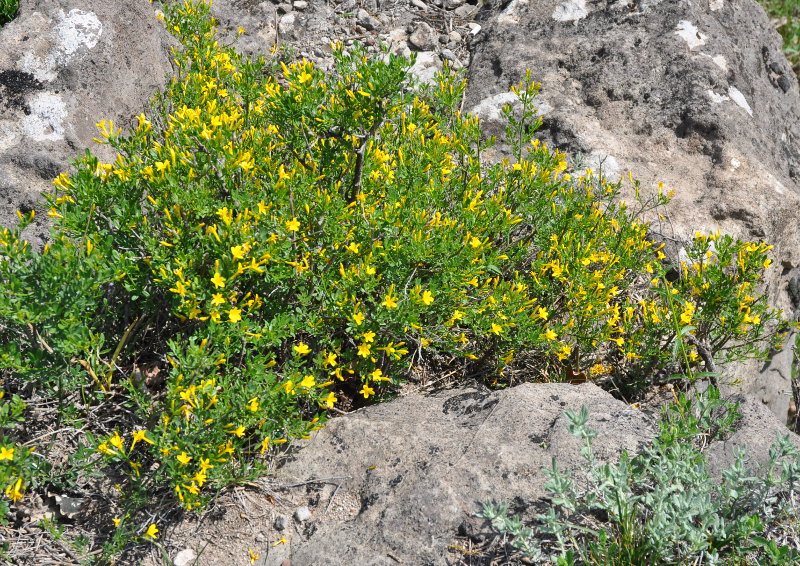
[260,383,655,565]
[465,0,800,420]
[0,0,175,247]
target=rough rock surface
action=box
[465,0,800,419]
[144,383,800,566]
[0,0,175,248]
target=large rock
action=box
[260,383,655,565]
[465,0,800,420]
[141,383,797,566]
[0,0,175,247]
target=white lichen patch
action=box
[706,89,729,104]
[585,151,621,179]
[20,92,67,142]
[675,21,707,50]
[498,0,529,25]
[54,9,103,58]
[709,0,724,11]
[711,55,728,72]
[698,53,728,72]
[727,86,752,116]
[19,9,103,82]
[470,92,520,124]
[552,0,588,23]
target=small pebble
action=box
[448,30,462,43]
[174,549,197,566]
[293,0,308,9]
[357,8,382,31]
[274,514,288,530]
[294,506,313,522]
[409,21,437,51]
[410,0,428,10]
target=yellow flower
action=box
[294,342,311,355]
[537,307,549,320]
[352,312,365,325]
[177,451,192,465]
[109,431,125,452]
[382,294,398,309]
[324,352,338,367]
[680,302,695,325]
[490,323,503,335]
[130,429,153,450]
[228,307,242,323]
[0,446,14,461]
[249,548,260,563]
[231,245,247,260]
[322,392,337,408]
[421,290,434,306]
[285,218,300,232]
[371,368,389,382]
[144,523,159,539]
[228,425,246,437]
[211,293,226,306]
[357,342,372,358]
[544,329,558,341]
[362,331,376,343]
[170,281,189,296]
[299,374,316,389]
[247,397,259,412]
[346,242,360,254]
[211,272,226,289]
[469,236,482,249]
[5,478,23,502]
[359,384,375,398]
[113,517,122,528]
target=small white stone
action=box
[293,0,308,9]
[552,0,588,23]
[174,549,198,566]
[730,157,741,169]
[294,506,313,522]
[467,22,481,35]
[709,0,723,11]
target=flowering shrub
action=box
[0,0,788,525]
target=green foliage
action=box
[479,388,800,564]
[758,0,800,74]
[0,0,18,26]
[0,392,39,521]
[0,0,788,550]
